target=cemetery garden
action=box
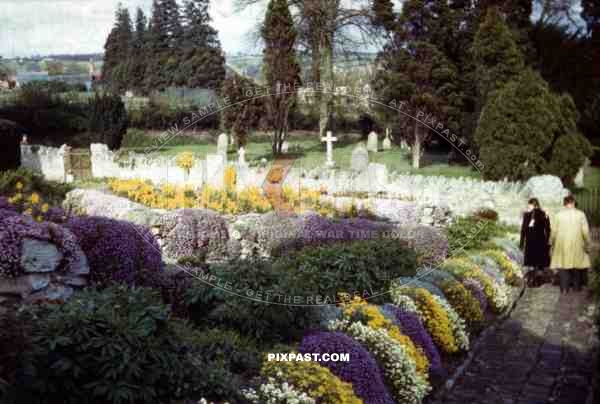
[1,0,600,403]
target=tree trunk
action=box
[412,124,422,169]
[319,29,334,139]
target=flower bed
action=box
[257,239,524,404]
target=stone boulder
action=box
[521,175,568,206]
[157,209,229,263]
[63,189,165,227]
[227,212,303,259]
[0,215,89,308]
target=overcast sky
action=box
[0,0,266,58]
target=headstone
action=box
[217,133,229,161]
[351,142,369,172]
[574,158,589,188]
[205,154,226,187]
[321,131,338,168]
[281,141,289,154]
[367,131,378,152]
[400,139,409,150]
[238,146,246,166]
[382,128,392,150]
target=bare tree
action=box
[236,0,391,138]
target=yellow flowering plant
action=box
[392,287,458,354]
[440,280,484,328]
[7,182,48,222]
[261,360,363,404]
[340,296,429,377]
[440,257,500,311]
[175,151,194,175]
[481,250,520,285]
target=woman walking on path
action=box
[550,195,591,293]
[520,198,551,287]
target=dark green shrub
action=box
[0,120,22,171]
[2,286,204,404]
[185,258,321,343]
[278,238,418,304]
[86,92,128,150]
[446,216,507,253]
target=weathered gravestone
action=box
[382,128,392,150]
[351,142,369,172]
[367,131,378,152]
[217,133,229,161]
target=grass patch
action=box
[121,130,480,179]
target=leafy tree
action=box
[179,0,226,90]
[473,7,524,119]
[144,0,184,92]
[262,0,301,155]
[220,74,265,147]
[475,69,592,182]
[87,92,128,150]
[130,7,148,94]
[582,0,600,39]
[102,4,133,93]
[373,41,459,169]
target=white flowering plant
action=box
[328,319,430,404]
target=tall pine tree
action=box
[144,0,183,92]
[261,0,301,155]
[103,4,133,93]
[373,40,459,169]
[179,0,225,90]
[130,7,148,94]
[472,7,524,123]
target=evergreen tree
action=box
[261,0,301,155]
[179,0,226,89]
[130,7,148,94]
[220,74,265,147]
[373,41,460,169]
[475,69,592,182]
[472,8,524,122]
[144,0,183,92]
[103,4,133,93]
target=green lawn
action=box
[585,166,600,189]
[121,130,481,178]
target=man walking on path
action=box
[550,195,591,293]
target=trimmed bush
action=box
[381,303,443,377]
[391,287,458,354]
[260,360,362,404]
[278,238,418,305]
[299,331,395,404]
[65,216,162,286]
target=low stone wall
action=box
[22,143,572,226]
[20,144,67,182]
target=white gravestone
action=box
[217,133,229,161]
[574,158,589,188]
[367,131,378,152]
[351,142,369,172]
[382,128,392,150]
[237,146,247,166]
[321,131,338,168]
[205,154,226,187]
[281,141,289,154]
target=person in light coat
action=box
[550,195,591,293]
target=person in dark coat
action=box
[520,198,551,287]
